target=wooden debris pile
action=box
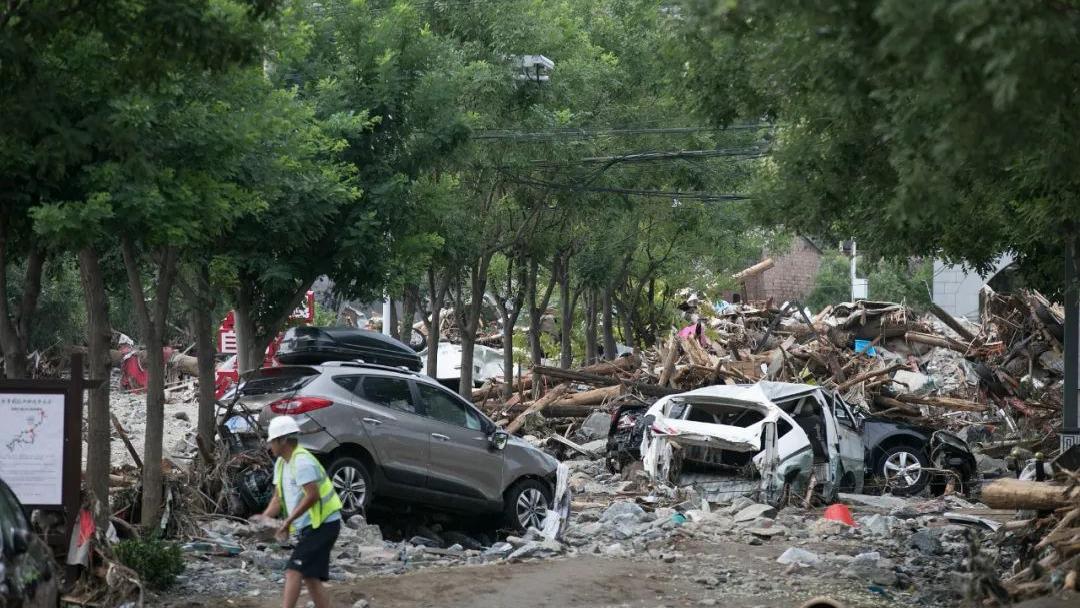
[981,452,1080,601]
[475,289,1066,448]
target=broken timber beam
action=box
[731,258,774,281]
[834,363,904,391]
[981,478,1078,511]
[504,383,569,434]
[578,355,640,376]
[550,384,622,406]
[544,404,602,418]
[658,334,679,387]
[531,365,680,397]
[928,302,977,342]
[895,394,988,412]
[904,331,970,353]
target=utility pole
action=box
[1063,247,1079,451]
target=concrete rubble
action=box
[161,438,1026,607]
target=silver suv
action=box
[240,362,558,531]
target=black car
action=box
[860,415,977,495]
[0,477,58,607]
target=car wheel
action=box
[878,446,930,496]
[328,457,372,517]
[504,479,552,532]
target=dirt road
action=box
[165,539,910,608]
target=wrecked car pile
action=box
[53,288,1071,606]
[475,289,1066,489]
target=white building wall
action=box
[932,255,1014,320]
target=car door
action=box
[352,375,431,489]
[414,381,506,503]
[822,391,865,491]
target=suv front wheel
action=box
[504,479,552,532]
[328,457,372,517]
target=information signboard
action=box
[0,392,66,504]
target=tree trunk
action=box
[400,284,419,345]
[122,240,178,530]
[78,247,112,528]
[389,296,400,340]
[190,264,217,459]
[501,320,515,399]
[459,330,476,398]
[456,254,492,399]
[601,286,617,361]
[234,280,259,374]
[525,256,556,370]
[584,288,598,365]
[424,266,450,379]
[0,223,44,378]
[559,260,573,369]
[614,292,635,349]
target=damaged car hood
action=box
[644,383,809,457]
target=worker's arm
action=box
[260,489,282,520]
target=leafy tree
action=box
[20,0,282,528]
[678,0,1080,293]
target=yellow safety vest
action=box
[275,446,343,533]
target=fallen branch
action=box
[835,363,904,391]
[504,383,569,434]
[110,414,143,469]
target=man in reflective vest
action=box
[254,415,343,608]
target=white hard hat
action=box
[267,416,301,441]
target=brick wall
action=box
[744,237,823,303]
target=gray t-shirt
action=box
[275,452,341,531]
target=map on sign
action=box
[0,393,65,505]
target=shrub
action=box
[113,537,185,590]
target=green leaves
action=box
[680,0,1080,293]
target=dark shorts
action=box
[287,519,341,581]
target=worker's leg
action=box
[303,577,331,608]
[282,569,304,608]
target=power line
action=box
[471,123,770,141]
[503,173,751,202]
[531,147,768,167]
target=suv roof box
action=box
[276,326,423,370]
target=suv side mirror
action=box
[490,430,509,451]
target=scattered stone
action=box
[748,525,787,539]
[174,411,190,422]
[843,551,898,586]
[777,547,821,567]
[860,514,897,537]
[508,541,541,560]
[733,503,777,523]
[351,600,369,608]
[909,529,942,555]
[601,500,647,523]
[483,542,514,558]
[408,536,441,548]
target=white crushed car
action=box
[641,382,865,505]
